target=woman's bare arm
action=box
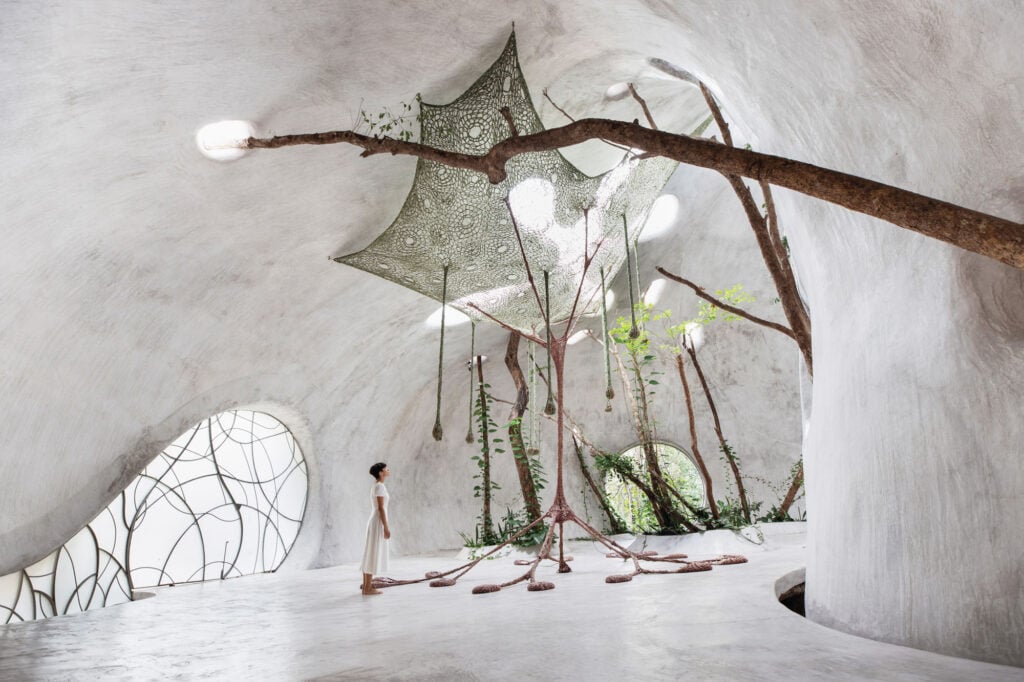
[377,496,391,539]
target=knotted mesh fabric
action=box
[337,32,678,332]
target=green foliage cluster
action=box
[596,444,704,534]
[357,95,422,142]
[593,295,802,536]
[463,388,549,548]
[508,416,547,495]
[460,507,547,548]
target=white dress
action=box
[360,482,389,575]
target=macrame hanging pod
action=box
[623,215,640,340]
[600,267,614,411]
[543,270,556,416]
[432,265,449,441]
[466,321,476,444]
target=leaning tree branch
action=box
[627,83,658,130]
[655,267,797,340]
[542,88,576,123]
[247,120,1024,269]
[695,82,814,374]
[778,461,804,517]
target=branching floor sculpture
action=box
[373,497,747,594]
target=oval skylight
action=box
[196,120,256,161]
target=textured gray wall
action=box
[0,0,1021,667]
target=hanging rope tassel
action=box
[432,265,449,441]
[623,215,640,339]
[600,267,615,411]
[466,321,476,444]
[543,270,556,416]
[633,235,642,310]
[527,340,539,456]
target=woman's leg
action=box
[361,572,381,595]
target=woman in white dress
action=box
[360,462,391,595]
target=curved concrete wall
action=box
[0,0,1020,667]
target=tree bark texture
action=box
[779,461,804,517]
[610,343,691,531]
[686,346,750,523]
[674,353,719,519]
[504,332,542,521]
[697,82,814,374]
[571,436,628,534]
[655,267,796,340]
[248,120,1024,269]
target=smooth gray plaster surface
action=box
[0,526,1019,681]
[1,0,1022,668]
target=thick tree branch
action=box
[248,121,1024,269]
[655,267,797,340]
[505,331,542,520]
[779,461,804,517]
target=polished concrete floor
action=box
[0,525,1019,681]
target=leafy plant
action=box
[460,506,547,548]
[356,94,422,142]
[470,377,502,545]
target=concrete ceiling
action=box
[1,0,1022,667]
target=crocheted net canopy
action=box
[336,32,678,333]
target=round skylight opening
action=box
[425,305,472,328]
[567,330,590,345]
[637,194,679,243]
[642,278,667,306]
[605,82,631,100]
[196,120,256,161]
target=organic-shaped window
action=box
[605,442,704,533]
[0,410,308,622]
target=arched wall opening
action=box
[0,408,310,623]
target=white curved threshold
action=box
[0,523,1019,680]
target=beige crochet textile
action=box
[336,32,677,332]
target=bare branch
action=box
[499,106,518,137]
[503,195,547,319]
[655,267,797,340]
[698,82,732,147]
[542,88,576,123]
[627,83,658,130]
[760,181,788,269]
[692,79,813,372]
[249,120,1024,269]
[779,461,804,516]
[466,302,545,345]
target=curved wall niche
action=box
[0,410,308,623]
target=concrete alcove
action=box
[0,0,1021,676]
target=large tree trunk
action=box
[504,332,542,521]
[249,120,1024,269]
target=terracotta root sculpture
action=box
[369,207,746,595]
